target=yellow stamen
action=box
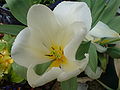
[45,44,67,68]
[100,40,110,44]
[93,38,101,43]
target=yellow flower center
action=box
[45,45,67,67]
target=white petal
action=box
[76,54,89,69]
[57,62,80,82]
[27,64,62,88]
[54,27,74,47]
[85,34,94,41]
[57,55,89,81]
[27,4,59,31]
[11,28,50,68]
[57,68,80,82]
[85,66,103,79]
[53,1,92,31]
[93,43,107,53]
[27,4,61,46]
[64,22,87,60]
[27,4,74,48]
[117,8,120,14]
[89,21,120,38]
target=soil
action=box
[0,79,106,90]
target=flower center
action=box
[45,45,67,67]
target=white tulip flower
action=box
[85,21,120,79]
[11,1,92,88]
[88,21,119,39]
[86,21,120,53]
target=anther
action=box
[45,54,53,57]
[51,47,55,50]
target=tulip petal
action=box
[57,61,80,82]
[93,43,107,53]
[64,22,87,60]
[89,21,120,38]
[54,27,74,47]
[27,4,74,48]
[11,28,50,68]
[27,64,62,88]
[27,4,61,45]
[27,4,59,31]
[58,55,89,81]
[53,1,92,31]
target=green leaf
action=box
[7,37,15,52]
[61,77,77,90]
[12,63,27,79]
[5,0,46,24]
[76,41,91,60]
[79,0,92,9]
[10,69,24,83]
[32,0,41,4]
[100,0,120,24]
[34,61,52,75]
[39,0,55,5]
[91,0,106,27]
[5,0,33,24]
[92,0,120,25]
[108,16,120,33]
[78,0,107,27]
[0,25,25,35]
[3,34,12,42]
[88,43,98,72]
[2,34,15,52]
[98,54,108,71]
[107,47,120,58]
[0,42,6,51]
[78,0,120,27]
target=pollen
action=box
[45,45,67,68]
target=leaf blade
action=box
[108,16,120,33]
[61,77,78,90]
[34,61,52,75]
[12,62,27,79]
[76,41,91,60]
[0,24,25,35]
[88,43,98,72]
[107,47,120,58]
